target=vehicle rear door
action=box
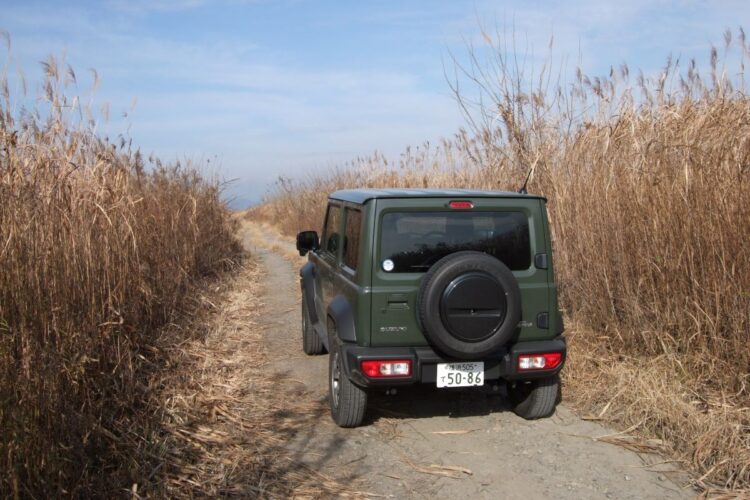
[369,196,551,347]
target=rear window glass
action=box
[379,212,531,272]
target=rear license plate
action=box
[436,362,484,388]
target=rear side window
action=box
[343,208,362,270]
[380,211,531,272]
[322,204,342,255]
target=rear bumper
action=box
[340,338,566,388]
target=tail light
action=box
[361,360,412,378]
[448,200,473,209]
[517,352,562,371]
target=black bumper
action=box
[341,338,566,388]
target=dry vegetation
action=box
[153,259,359,498]
[0,52,244,495]
[251,29,750,491]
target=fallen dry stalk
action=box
[400,454,473,479]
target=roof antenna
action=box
[518,161,537,195]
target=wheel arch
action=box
[327,295,357,343]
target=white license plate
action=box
[436,362,484,388]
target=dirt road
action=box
[240,221,693,499]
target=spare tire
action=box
[417,251,522,359]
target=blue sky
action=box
[2,0,748,206]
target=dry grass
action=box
[239,217,307,265]
[566,324,750,496]
[151,261,361,498]
[251,29,750,491]
[0,53,242,496]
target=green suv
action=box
[296,189,565,427]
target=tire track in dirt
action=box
[240,220,694,499]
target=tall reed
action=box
[0,53,241,495]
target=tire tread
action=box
[302,300,325,355]
[332,372,367,427]
[328,334,367,427]
[510,375,560,419]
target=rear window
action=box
[379,211,531,273]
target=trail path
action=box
[239,220,692,499]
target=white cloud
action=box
[3,0,748,207]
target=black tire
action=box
[417,251,522,359]
[507,375,560,419]
[302,299,325,355]
[328,335,367,428]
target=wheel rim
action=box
[331,351,341,409]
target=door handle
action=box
[386,293,409,310]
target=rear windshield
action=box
[379,211,531,273]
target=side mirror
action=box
[296,230,319,256]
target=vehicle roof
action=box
[329,188,545,204]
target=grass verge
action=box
[148,261,358,497]
[0,54,243,495]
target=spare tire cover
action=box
[417,251,522,359]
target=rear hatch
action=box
[369,196,553,349]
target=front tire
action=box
[508,375,560,419]
[328,342,367,428]
[302,300,325,355]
